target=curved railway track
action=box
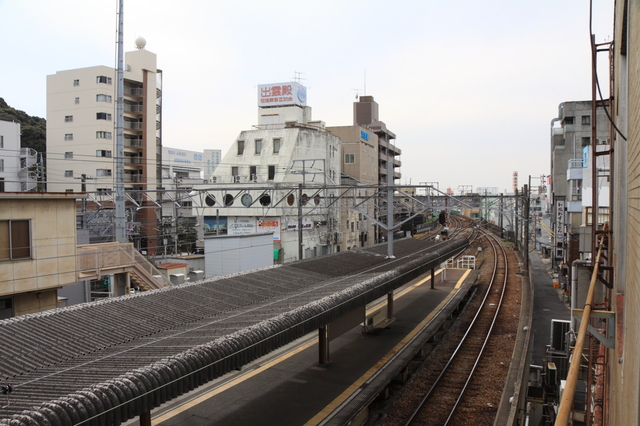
[402,228,508,426]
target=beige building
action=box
[0,193,79,318]
[607,1,640,424]
[326,125,378,250]
[46,45,162,253]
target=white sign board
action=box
[556,200,565,242]
[258,82,307,107]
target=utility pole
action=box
[298,184,304,260]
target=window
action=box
[250,166,257,179]
[96,131,112,139]
[231,167,239,177]
[96,112,112,121]
[96,169,112,177]
[564,116,574,125]
[96,76,112,84]
[65,115,73,122]
[0,178,4,192]
[96,150,112,158]
[65,170,73,177]
[0,135,3,148]
[273,138,281,154]
[96,94,112,103]
[65,134,73,141]
[0,159,3,172]
[344,153,355,164]
[237,141,245,155]
[65,152,73,159]
[75,97,80,105]
[0,220,31,261]
[582,137,591,147]
[65,189,74,193]
[582,115,591,126]
[268,165,276,181]
[73,79,80,86]
[255,139,263,155]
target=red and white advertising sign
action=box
[258,82,307,107]
[258,217,281,241]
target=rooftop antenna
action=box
[364,68,366,96]
[292,71,305,84]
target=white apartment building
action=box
[46,44,162,253]
[200,82,341,264]
[160,146,205,254]
[0,120,37,192]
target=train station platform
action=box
[142,268,477,426]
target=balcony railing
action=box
[568,158,584,168]
[124,87,143,96]
[125,138,143,148]
[124,174,143,183]
[125,104,143,113]
[125,121,143,130]
[125,156,143,165]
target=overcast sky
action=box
[0,0,614,194]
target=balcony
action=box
[124,174,143,183]
[124,87,143,96]
[125,156,143,165]
[125,138,143,148]
[125,104,143,113]
[125,121,143,130]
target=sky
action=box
[0,0,614,194]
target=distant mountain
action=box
[0,97,46,154]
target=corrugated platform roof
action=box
[0,238,467,425]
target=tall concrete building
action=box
[353,96,401,185]
[327,105,380,250]
[202,82,341,265]
[46,44,162,253]
[549,101,608,278]
[336,95,401,244]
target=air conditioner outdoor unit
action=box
[550,319,571,353]
[212,176,217,183]
[203,179,208,184]
[251,174,257,182]
[234,175,241,183]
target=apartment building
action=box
[549,101,608,278]
[0,120,37,192]
[327,118,379,250]
[46,45,162,253]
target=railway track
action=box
[400,228,508,426]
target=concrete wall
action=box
[204,232,273,277]
[609,1,640,424]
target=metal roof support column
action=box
[431,268,435,289]
[387,292,394,321]
[318,326,329,365]
[139,410,151,426]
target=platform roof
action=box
[0,238,467,425]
